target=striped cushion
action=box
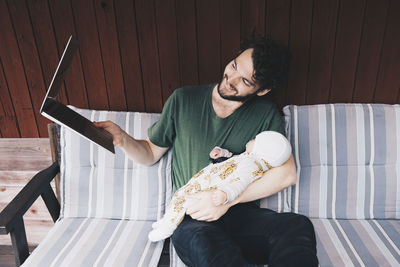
[313,218,400,266]
[59,106,173,221]
[22,218,163,267]
[284,104,400,219]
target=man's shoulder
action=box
[247,96,281,115]
[173,84,214,99]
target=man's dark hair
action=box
[239,35,291,90]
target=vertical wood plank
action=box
[306,0,339,104]
[114,0,145,111]
[286,0,313,105]
[25,0,69,106]
[7,0,52,137]
[220,0,241,73]
[155,0,181,103]
[196,0,221,84]
[329,0,365,103]
[265,0,291,108]
[352,0,389,103]
[48,0,89,109]
[70,0,109,110]
[135,0,163,112]
[93,0,127,111]
[241,0,266,39]
[175,0,199,86]
[0,0,38,137]
[0,60,20,137]
[373,0,400,104]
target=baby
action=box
[148,131,292,242]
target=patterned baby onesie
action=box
[148,153,271,242]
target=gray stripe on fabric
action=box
[125,222,153,265]
[377,220,400,250]
[363,104,372,218]
[339,220,376,266]
[78,219,120,266]
[395,107,400,218]
[307,106,320,217]
[29,219,81,266]
[326,105,334,219]
[335,105,348,219]
[315,219,347,265]
[384,106,398,219]
[346,106,359,219]
[330,219,362,266]
[297,105,311,216]
[289,105,298,211]
[48,218,93,266]
[372,105,386,219]
[313,231,334,267]
[368,220,400,262]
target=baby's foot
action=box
[148,227,174,242]
[152,220,163,229]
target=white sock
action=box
[148,226,175,242]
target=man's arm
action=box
[186,155,297,221]
[94,121,168,166]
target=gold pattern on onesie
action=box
[252,161,264,177]
[172,196,186,212]
[219,160,238,180]
[261,159,273,170]
[192,169,204,178]
[201,185,217,192]
[184,182,201,194]
[210,167,219,174]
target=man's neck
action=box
[211,84,244,118]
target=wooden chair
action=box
[0,106,172,266]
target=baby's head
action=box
[245,131,292,167]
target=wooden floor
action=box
[0,138,54,267]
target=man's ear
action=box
[256,88,271,96]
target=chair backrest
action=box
[284,103,400,219]
[59,106,173,221]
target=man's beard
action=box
[217,81,258,102]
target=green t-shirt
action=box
[148,84,285,191]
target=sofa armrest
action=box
[0,161,60,266]
[0,161,60,234]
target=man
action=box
[95,36,318,266]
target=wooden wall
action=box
[0,0,399,138]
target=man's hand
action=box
[186,191,232,221]
[94,121,127,147]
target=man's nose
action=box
[226,72,240,86]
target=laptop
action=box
[40,35,115,154]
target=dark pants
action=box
[171,202,318,267]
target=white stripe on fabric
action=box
[122,112,130,220]
[93,220,124,267]
[321,219,354,266]
[331,104,337,219]
[138,240,152,267]
[318,105,328,218]
[49,218,90,267]
[360,220,398,265]
[372,220,400,257]
[396,107,400,218]
[293,106,300,213]
[132,113,141,219]
[368,104,375,219]
[103,221,144,266]
[333,220,365,266]
[58,219,103,266]
[87,110,96,218]
[96,111,108,218]
[157,156,164,220]
[149,242,165,267]
[356,104,366,219]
